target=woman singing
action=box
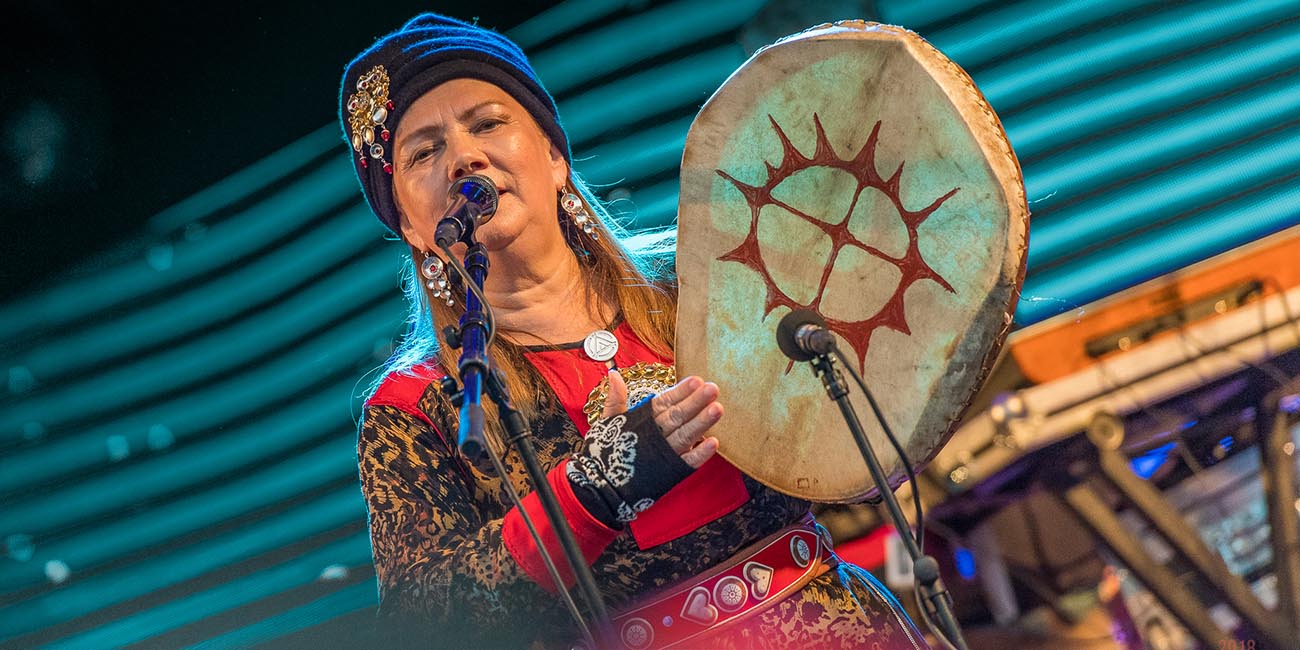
[342,13,929,649]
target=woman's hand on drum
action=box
[601,370,720,469]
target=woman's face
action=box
[391,78,569,254]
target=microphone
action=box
[434,175,499,247]
[776,309,837,361]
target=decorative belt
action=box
[606,513,836,650]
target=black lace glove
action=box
[565,399,694,529]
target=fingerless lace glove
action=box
[564,400,694,529]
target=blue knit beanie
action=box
[340,13,570,235]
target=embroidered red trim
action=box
[503,461,620,593]
[606,515,834,650]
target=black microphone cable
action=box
[829,346,925,553]
[779,311,964,650]
[435,245,598,647]
[434,209,604,644]
[829,347,965,650]
[778,310,924,549]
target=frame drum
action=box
[676,21,1028,502]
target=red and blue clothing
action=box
[358,322,927,648]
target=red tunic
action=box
[358,322,929,649]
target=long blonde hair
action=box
[374,173,677,429]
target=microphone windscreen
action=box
[451,174,499,221]
[776,309,826,361]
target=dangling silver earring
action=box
[420,253,454,306]
[560,188,599,239]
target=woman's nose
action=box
[446,134,488,181]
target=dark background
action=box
[1,1,558,303]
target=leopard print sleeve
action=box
[357,403,571,642]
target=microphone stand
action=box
[451,241,490,459]
[808,352,969,650]
[442,236,615,648]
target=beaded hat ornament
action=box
[346,66,395,175]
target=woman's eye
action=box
[411,146,439,163]
[474,119,504,133]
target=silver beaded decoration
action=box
[420,254,454,306]
[560,190,599,239]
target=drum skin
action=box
[676,21,1028,502]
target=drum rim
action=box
[675,20,1029,502]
